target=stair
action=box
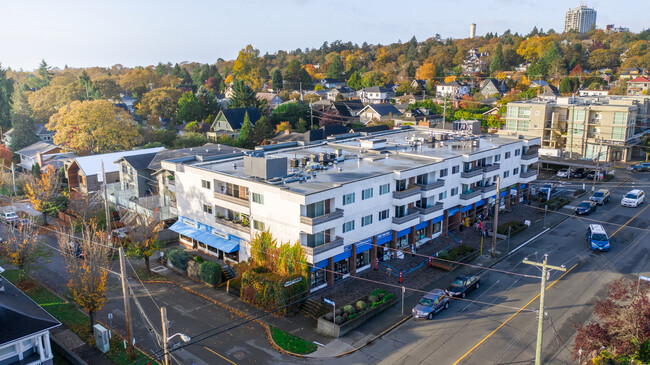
[222,265,236,281]
[299,297,330,320]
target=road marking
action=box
[509,228,549,256]
[452,262,578,365]
[611,203,650,237]
[203,345,237,365]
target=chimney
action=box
[36,152,43,168]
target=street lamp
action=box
[167,333,191,343]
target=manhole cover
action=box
[232,351,247,360]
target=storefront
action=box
[333,247,352,281]
[376,230,392,261]
[396,228,410,249]
[355,238,372,271]
[311,260,328,288]
[414,221,428,247]
[170,217,241,263]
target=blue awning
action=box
[431,215,443,224]
[415,221,428,230]
[521,184,527,189]
[397,227,410,238]
[333,250,351,263]
[448,207,460,216]
[312,260,328,272]
[169,221,240,253]
[356,238,373,253]
[500,190,508,198]
[476,199,485,207]
[461,205,473,213]
[376,230,392,245]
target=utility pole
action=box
[491,176,501,258]
[119,247,135,360]
[161,307,170,365]
[310,106,314,130]
[442,93,447,129]
[592,138,603,192]
[101,161,111,240]
[11,163,16,196]
[522,254,566,365]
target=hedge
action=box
[545,196,571,211]
[324,289,396,325]
[241,269,308,316]
[497,221,525,235]
[200,261,222,286]
[167,248,192,271]
[437,244,475,261]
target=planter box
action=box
[431,250,480,272]
[317,296,398,338]
[487,230,508,240]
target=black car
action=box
[571,168,588,178]
[575,200,597,215]
[446,275,480,298]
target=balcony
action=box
[460,190,482,200]
[392,186,421,199]
[302,236,344,257]
[392,209,420,225]
[482,163,500,173]
[416,180,445,191]
[520,170,537,180]
[460,169,484,179]
[213,192,250,207]
[300,209,344,226]
[416,203,443,215]
[521,152,538,161]
[480,185,497,194]
[215,216,250,235]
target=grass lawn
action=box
[1,268,155,365]
[269,325,317,355]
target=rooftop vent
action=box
[244,155,288,180]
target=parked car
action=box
[627,163,650,172]
[586,224,610,251]
[571,168,588,178]
[446,275,480,298]
[538,183,557,197]
[621,189,645,207]
[556,168,572,178]
[575,200,597,215]
[412,289,450,320]
[586,170,604,180]
[589,189,611,205]
[1,211,19,224]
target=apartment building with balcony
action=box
[500,96,650,161]
[166,128,539,291]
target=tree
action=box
[177,91,202,122]
[25,165,62,225]
[490,44,505,74]
[47,100,140,154]
[275,121,292,133]
[0,145,12,168]
[58,223,111,331]
[125,210,163,274]
[229,79,265,111]
[237,112,255,148]
[271,69,283,91]
[416,62,437,83]
[573,278,650,363]
[295,118,309,133]
[137,87,183,123]
[640,135,650,161]
[406,62,416,78]
[253,116,275,144]
[184,121,200,133]
[0,223,49,281]
[284,60,312,90]
[9,114,38,151]
[195,86,220,121]
[589,49,621,70]
[0,64,14,131]
[93,77,121,100]
[232,45,263,89]
[270,102,310,128]
[326,55,344,80]
[347,71,363,90]
[37,60,52,87]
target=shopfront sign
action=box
[284,277,303,287]
[182,218,198,229]
[211,229,228,240]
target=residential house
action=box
[619,67,649,80]
[462,48,489,75]
[358,104,402,124]
[436,81,471,98]
[410,79,428,91]
[320,79,346,89]
[34,124,55,142]
[0,270,60,365]
[358,86,394,104]
[326,87,355,101]
[114,152,160,197]
[64,147,165,194]
[515,63,531,72]
[120,94,137,114]
[393,94,418,104]
[208,108,261,139]
[256,93,283,111]
[395,108,431,126]
[175,122,211,136]
[479,79,508,97]
[15,141,67,170]
[627,77,650,96]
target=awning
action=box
[312,260,328,272]
[333,249,351,263]
[356,238,373,253]
[431,215,443,224]
[397,227,410,238]
[476,199,485,207]
[169,221,240,253]
[461,205,473,213]
[415,221,428,230]
[377,231,392,245]
[447,207,460,216]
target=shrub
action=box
[370,289,387,298]
[356,301,367,311]
[241,270,308,316]
[348,313,359,320]
[167,248,191,271]
[437,251,450,260]
[194,256,204,263]
[343,305,356,314]
[497,221,524,235]
[199,261,222,286]
[324,313,333,321]
[383,293,396,302]
[368,295,379,303]
[335,315,344,325]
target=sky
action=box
[0,0,648,71]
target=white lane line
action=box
[509,228,550,256]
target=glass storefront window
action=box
[356,252,369,268]
[334,258,349,281]
[433,222,441,234]
[311,269,326,287]
[396,235,409,249]
[416,228,426,240]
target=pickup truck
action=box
[2,211,19,224]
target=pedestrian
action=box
[478,220,483,235]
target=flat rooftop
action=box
[190,128,536,195]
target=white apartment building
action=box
[564,5,597,34]
[165,129,539,291]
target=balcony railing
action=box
[302,236,344,256]
[416,180,445,191]
[460,190,482,200]
[392,209,420,225]
[483,163,500,173]
[300,209,344,226]
[480,185,497,193]
[521,152,538,160]
[460,169,484,179]
[520,170,537,178]
[416,203,443,215]
[215,216,250,234]
[392,186,421,199]
[213,192,250,207]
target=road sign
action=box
[640,276,650,282]
[323,298,335,306]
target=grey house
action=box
[479,79,508,97]
[115,152,161,197]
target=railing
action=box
[460,169,484,179]
[213,192,250,207]
[416,180,445,191]
[300,209,344,226]
[483,163,500,173]
[302,236,344,256]
[215,216,250,234]
[460,190,482,200]
[520,170,537,178]
[521,152,538,160]
[392,186,421,199]
[481,185,497,193]
[416,203,443,215]
[392,209,420,224]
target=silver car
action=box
[412,289,450,320]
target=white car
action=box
[556,169,572,178]
[621,189,645,207]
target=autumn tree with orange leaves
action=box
[125,210,163,274]
[25,165,62,225]
[0,222,50,281]
[58,222,111,331]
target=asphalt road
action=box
[317,171,650,365]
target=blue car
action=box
[586,224,610,251]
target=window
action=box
[343,220,355,233]
[572,124,584,135]
[514,168,519,175]
[203,204,213,214]
[573,109,586,122]
[122,164,127,174]
[362,188,373,200]
[252,193,264,204]
[201,180,211,190]
[450,187,458,196]
[613,112,627,125]
[378,209,390,221]
[505,120,517,131]
[505,152,511,159]
[361,214,373,226]
[379,183,390,195]
[518,107,531,118]
[439,191,447,200]
[517,120,529,131]
[439,168,448,177]
[503,170,510,178]
[507,106,517,118]
[416,174,429,185]
[515,149,521,156]
[494,154,501,162]
[452,166,460,174]
[343,193,355,205]
[306,201,325,218]
[612,127,626,140]
[253,220,265,231]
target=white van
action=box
[621,189,645,207]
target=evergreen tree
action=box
[195,86,220,121]
[406,62,416,78]
[172,63,181,77]
[229,79,266,112]
[326,56,344,80]
[37,59,51,87]
[9,115,38,151]
[271,69,283,91]
[237,112,254,148]
[253,116,274,144]
[347,71,363,90]
[490,44,505,74]
[177,92,202,122]
[0,65,13,131]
